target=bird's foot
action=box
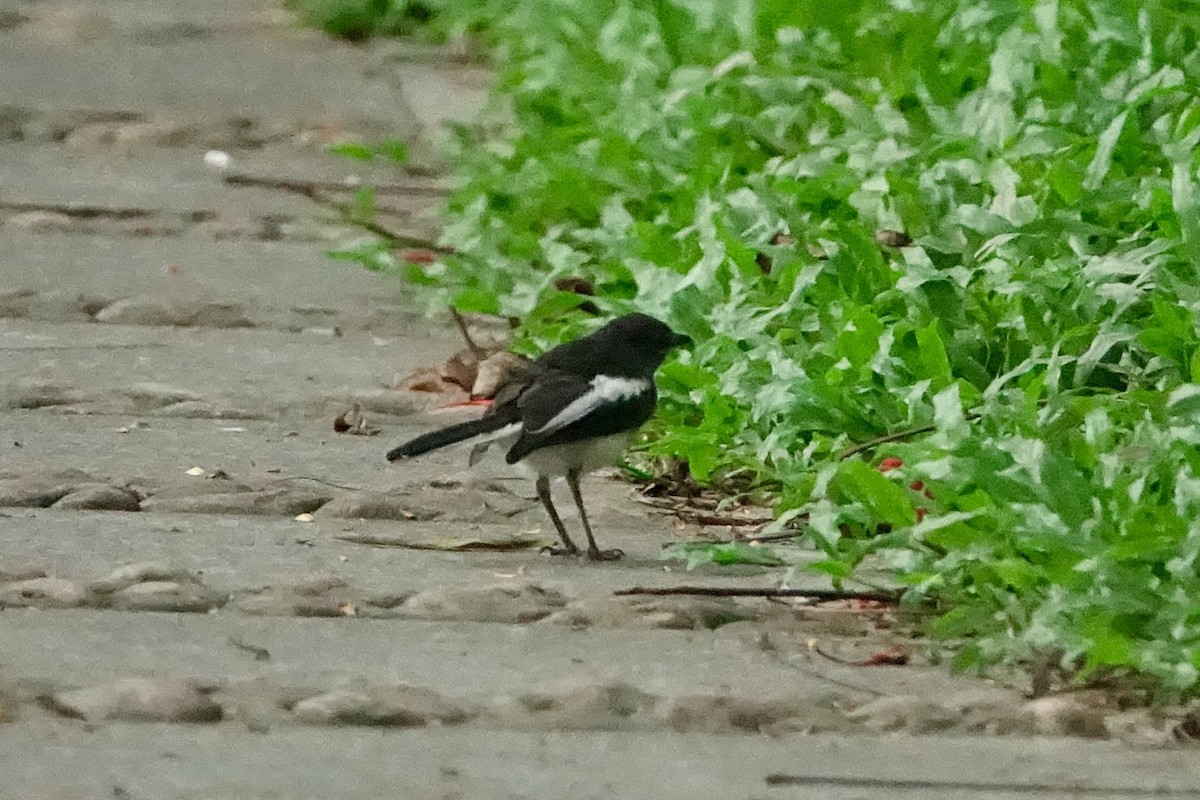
[540,544,582,558]
[586,547,625,562]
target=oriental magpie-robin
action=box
[386,313,690,561]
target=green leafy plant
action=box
[286,0,505,41]
[324,0,1200,698]
[662,541,785,570]
[285,0,435,40]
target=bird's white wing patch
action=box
[527,375,649,436]
[476,421,523,443]
[467,421,522,466]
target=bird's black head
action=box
[540,312,690,378]
[606,312,691,353]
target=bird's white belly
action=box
[515,432,635,478]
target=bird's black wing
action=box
[504,371,657,464]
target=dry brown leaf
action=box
[396,367,447,393]
[875,229,914,248]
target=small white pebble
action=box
[203,150,231,171]
[185,466,206,476]
[294,513,315,523]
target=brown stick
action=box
[613,586,900,603]
[223,173,448,197]
[353,216,451,253]
[224,173,453,253]
[837,411,983,460]
[836,424,937,460]
[688,514,774,528]
[449,307,486,357]
[745,530,806,543]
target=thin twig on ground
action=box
[812,644,862,666]
[223,173,448,197]
[757,638,887,697]
[635,495,776,529]
[688,514,773,528]
[262,476,362,492]
[223,173,452,252]
[449,307,486,357]
[745,530,805,543]
[353,216,450,253]
[613,585,900,603]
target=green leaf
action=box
[808,558,854,580]
[914,323,953,389]
[377,138,409,164]
[327,141,376,161]
[831,460,917,527]
[327,138,409,164]
[1083,110,1128,191]
[326,239,396,273]
[352,186,376,223]
[452,286,501,314]
[661,541,785,570]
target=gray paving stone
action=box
[0,143,442,216]
[0,608,847,698]
[0,233,445,332]
[1,723,1198,800]
[43,677,223,723]
[0,4,418,129]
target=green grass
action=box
[328,0,1200,699]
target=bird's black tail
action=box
[386,415,511,461]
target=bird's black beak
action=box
[671,331,693,348]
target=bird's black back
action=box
[535,313,685,378]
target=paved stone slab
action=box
[0,608,844,698]
[2,722,1196,800]
[0,233,445,331]
[1,322,456,417]
[0,506,718,596]
[0,146,437,228]
[0,4,415,129]
[0,0,288,29]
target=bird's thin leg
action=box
[536,475,580,557]
[567,469,623,561]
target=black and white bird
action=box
[386,313,690,561]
